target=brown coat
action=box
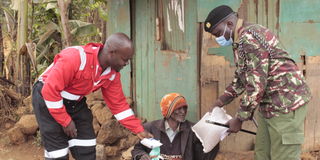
[131,119,219,160]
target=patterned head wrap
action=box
[160,93,188,118]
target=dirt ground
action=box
[0,121,42,160]
[0,142,319,160]
[0,121,318,160]
[0,138,79,160]
[0,140,43,160]
[0,142,255,160]
[0,89,318,160]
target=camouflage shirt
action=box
[218,23,311,121]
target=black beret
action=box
[204,5,235,33]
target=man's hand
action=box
[137,130,153,140]
[226,118,243,133]
[209,99,224,111]
[63,120,77,138]
[140,154,151,160]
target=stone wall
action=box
[3,90,139,160]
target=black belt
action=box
[35,80,87,113]
[64,97,87,114]
[63,97,87,113]
[63,97,85,107]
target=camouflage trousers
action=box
[254,105,307,160]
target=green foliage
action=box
[1,6,17,42]
[98,7,108,22]
[30,0,106,77]
[33,130,42,147]
[69,20,99,45]
[71,0,107,21]
[31,2,59,43]
[31,0,106,45]
[1,0,107,82]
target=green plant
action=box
[33,130,42,146]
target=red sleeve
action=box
[41,48,80,127]
[101,73,144,134]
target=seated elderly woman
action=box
[131,93,219,160]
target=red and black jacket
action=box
[39,43,144,134]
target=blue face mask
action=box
[215,24,233,46]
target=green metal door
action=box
[133,0,199,122]
[278,0,320,151]
[107,0,132,97]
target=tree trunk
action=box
[17,0,28,52]
[57,0,72,47]
[101,21,107,43]
[16,0,30,96]
[0,24,4,77]
[93,9,100,42]
[29,1,34,40]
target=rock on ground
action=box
[121,146,134,160]
[92,116,101,135]
[96,120,129,145]
[4,122,13,129]
[22,96,33,113]
[16,114,38,135]
[118,134,139,150]
[7,126,26,145]
[105,146,119,157]
[96,144,106,160]
[91,103,113,125]
[86,90,104,102]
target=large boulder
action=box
[121,146,134,160]
[16,96,33,116]
[91,103,113,125]
[92,116,101,135]
[23,95,31,106]
[105,146,119,157]
[16,106,29,116]
[4,122,14,129]
[7,126,26,144]
[22,96,33,113]
[118,134,139,150]
[96,144,106,160]
[90,102,104,114]
[96,120,128,144]
[0,135,10,146]
[86,92,96,102]
[87,90,104,102]
[92,90,104,101]
[87,100,104,108]
[16,114,38,135]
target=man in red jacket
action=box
[32,33,152,160]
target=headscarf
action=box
[160,93,188,118]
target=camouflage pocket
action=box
[282,132,304,145]
[274,108,294,119]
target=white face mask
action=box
[215,24,233,46]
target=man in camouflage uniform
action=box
[204,5,311,160]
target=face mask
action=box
[215,24,233,46]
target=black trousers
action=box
[32,81,96,160]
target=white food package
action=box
[140,138,163,149]
[191,107,232,153]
